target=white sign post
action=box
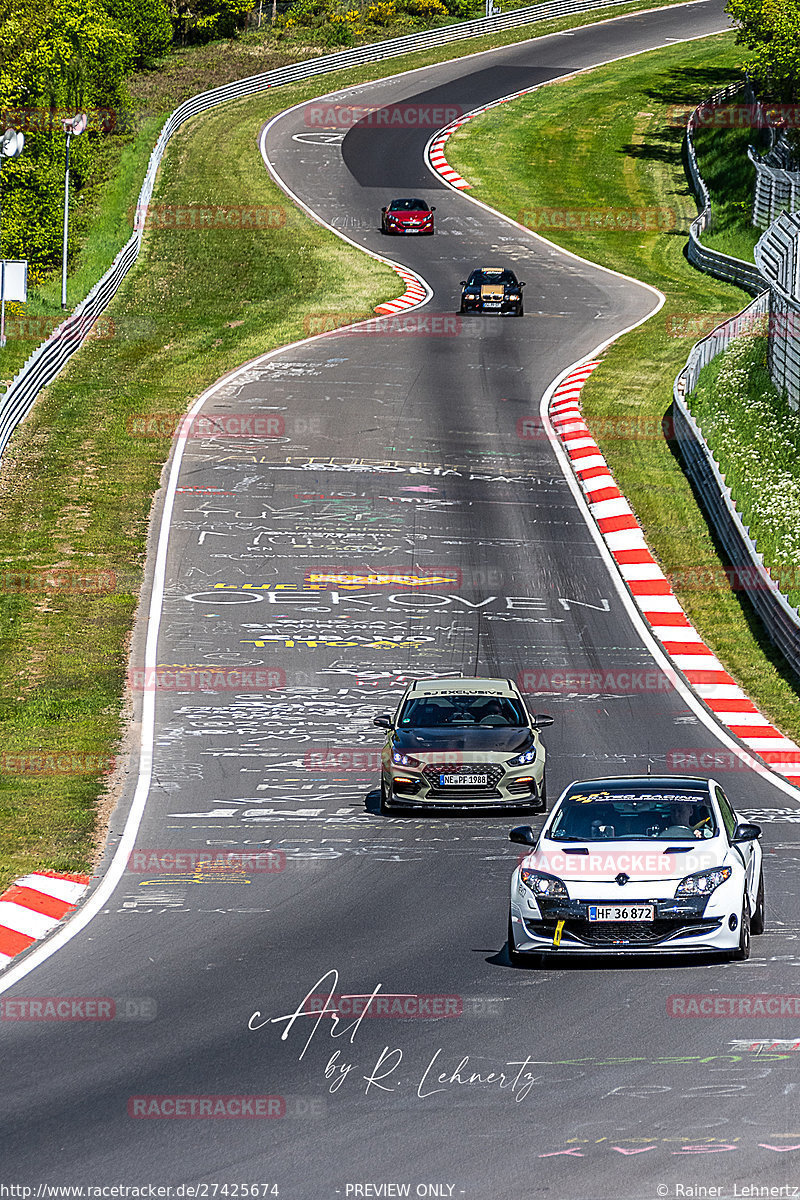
[0,128,26,348]
[0,259,28,348]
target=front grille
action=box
[422,762,505,795]
[524,916,723,947]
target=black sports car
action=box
[459,266,525,315]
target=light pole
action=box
[0,127,25,349]
[61,113,87,311]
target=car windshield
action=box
[398,694,527,728]
[389,199,428,211]
[548,791,718,841]
[468,269,517,285]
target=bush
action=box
[364,1,396,23]
[103,0,172,67]
[316,13,355,41]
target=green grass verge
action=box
[690,330,800,610]
[0,0,692,894]
[446,31,800,746]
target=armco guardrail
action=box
[755,210,800,407]
[684,83,767,295]
[0,0,644,463]
[673,292,800,681]
[749,135,800,229]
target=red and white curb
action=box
[550,363,800,787]
[374,265,429,315]
[425,87,540,188]
[428,118,474,189]
[0,871,90,968]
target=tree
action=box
[0,0,136,273]
[726,0,800,100]
[103,0,173,68]
[171,0,252,42]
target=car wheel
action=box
[516,303,524,317]
[751,871,765,934]
[507,913,541,968]
[731,898,751,961]
[379,773,393,815]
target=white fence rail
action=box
[672,292,800,681]
[749,136,800,229]
[755,210,800,407]
[684,82,767,295]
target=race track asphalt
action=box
[6,4,800,1196]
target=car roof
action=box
[563,775,712,795]
[405,676,517,697]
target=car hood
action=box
[394,727,531,754]
[521,838,723,883]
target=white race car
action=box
[508,774,763,963]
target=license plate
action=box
[439,773,488,787]
[483,301,502,307]
[588,905,655,922]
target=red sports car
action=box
[381,197,435,235]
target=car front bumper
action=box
[509,892,741,954]
[386,759,545,811]
[461,297,521,313]
[385,221,432,234]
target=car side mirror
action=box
[373,714,393,730]
[732,822,761,843]
[509,825,537,847]
[459,280,466,286]
[531,713,554,729]
[520,282,526,287]
[381,206,387,212]
[430,206,436,211]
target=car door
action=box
[715,784,758,905]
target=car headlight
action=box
[675,866,732,897]
[508,747,536,766]
[391,750,421,767]
[519,868,568,898]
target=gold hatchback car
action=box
[373,677,553,815]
